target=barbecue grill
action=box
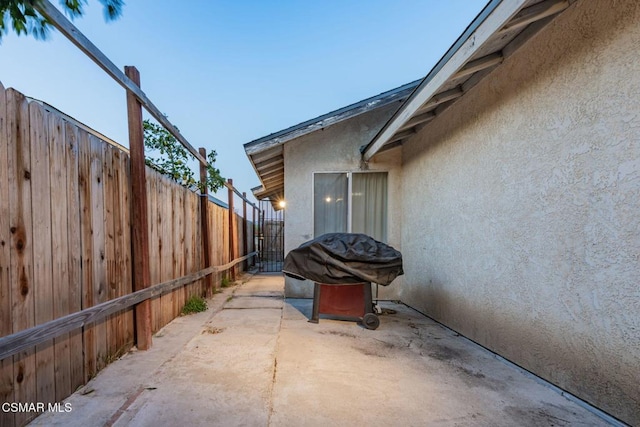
[283,233,403,330]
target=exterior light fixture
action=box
[325,197,332,203]
[278,200,286,209]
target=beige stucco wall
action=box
[283,103,404,299]
[400,1,639,424]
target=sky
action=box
[0,0,487,203]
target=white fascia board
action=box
[362,0,528,161]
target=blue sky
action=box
[0,0,486,202]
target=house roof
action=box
[243,79,420,203]
[361,0,573,160]
[244,0,574,202]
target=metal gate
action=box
[258,199,284,272]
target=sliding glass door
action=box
[313,172,387,242]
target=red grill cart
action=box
[309,282,380,330]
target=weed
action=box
[221,276,232,288]
[181,295,207,315]
[226,295,233,303]
[202,326,224,334]
[102,347,126,366]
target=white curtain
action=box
[352,172,387,242]
[314,173,348,236]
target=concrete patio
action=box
[31,273,610,426]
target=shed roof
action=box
[244,0,574,202]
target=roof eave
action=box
[361,0,572,161]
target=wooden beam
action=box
[249,146,283,165]
[387,128,417,144]
[125,66,152,351]
[498,0,569,34]
[256,162,283,176]
[254,157,283,172]
[262,174,285,183]
[362,0,527,161]
[256,159,284,173]
[262,178,285,188]
[502,14,557,59]
[452,52,503,80]
[254,187,283,201]
[34,0,207,166]
[260,168,284,180]
[199,148,213,298]
[399,111,435,131]
[0,252,257,361]
[223,180,257,209]
[377,140,404,154]
[416,87,463,113]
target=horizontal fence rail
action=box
[0,252,257,361]
[224,180,258,209]
[34,0,207,166]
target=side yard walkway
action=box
[31,273,609,426]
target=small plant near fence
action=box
[220,276,232,288]
[181,295,208,315]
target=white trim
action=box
[362,0,528,161]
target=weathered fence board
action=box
[90,135,108,372]
[160,176,173,327]
[173,183,185,311]
[8,88,37,427]
[64,120,85,395]
[0,84,257,426]
[0,81,15,427]
[30,102,55,407]
[49,111,71,402]
[104,142,117,363]
[120,154,134,353]
[77,128,95,382]
[183,191,194,299]
[146,169,158,331]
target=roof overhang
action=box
[243,0,575,203]
[243,80,420,203]
[361,0,573,160]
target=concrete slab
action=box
[30,273,612,427]
[274,300,608,426]
[224,295,284,310]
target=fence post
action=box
[252,205,257,267]
[199,148,213,297]
[242,192,248,271]
[227,179,236,281]
[125,66,152,351]
[259,208,265,272]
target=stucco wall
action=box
[400,1,639,424]
[283,103,404,299]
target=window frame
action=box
[312,170,388,239]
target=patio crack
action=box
[266,298,284,426]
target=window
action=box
[314,172,388,242]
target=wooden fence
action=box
[0,83,256,426]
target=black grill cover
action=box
[282,233,403,286]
